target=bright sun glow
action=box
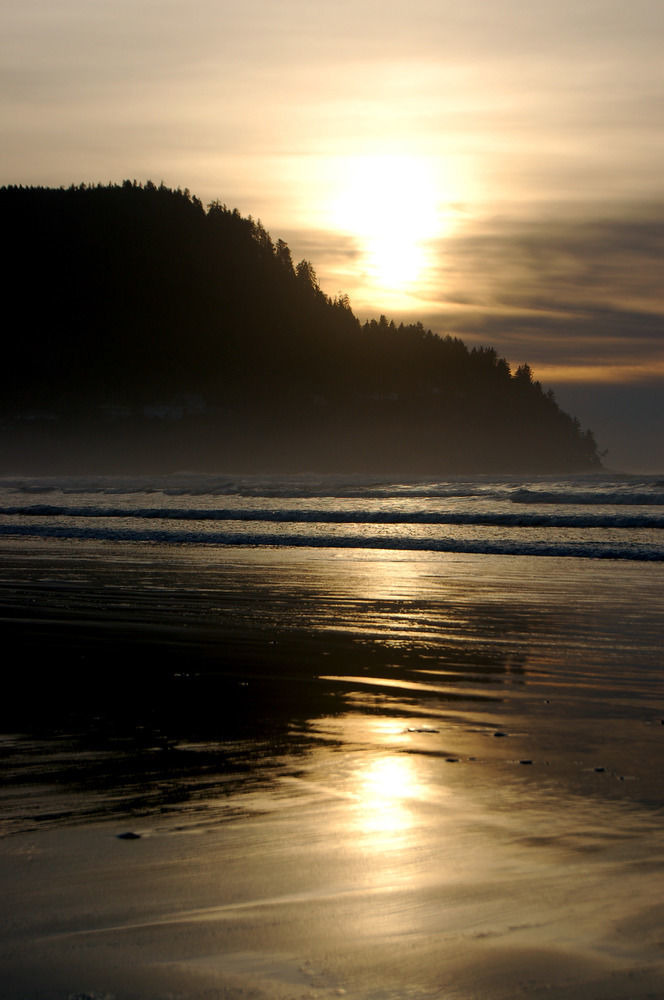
[328,154,448,296]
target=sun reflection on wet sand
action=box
[2,543,664,999]
[354,754,418,838]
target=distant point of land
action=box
[1,181,601,474]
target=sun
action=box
[328,154,445,296]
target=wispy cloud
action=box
[306,202,664,382]
[434,205,664,375]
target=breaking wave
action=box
[1,522,662,561]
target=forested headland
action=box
[1,181,601,474]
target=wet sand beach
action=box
[1,539,663,999]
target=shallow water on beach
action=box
[0,474,663,999]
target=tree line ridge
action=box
[1,180,601,473]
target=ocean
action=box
[1,470,663,559]
[1,471,663,999]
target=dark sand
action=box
[1,541,663,999]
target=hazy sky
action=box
[2,0,663,469]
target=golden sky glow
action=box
[324,154,454,309]
[1,0,662,468]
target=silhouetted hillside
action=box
[1,181,601,473]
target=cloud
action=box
[392,203,664,377]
